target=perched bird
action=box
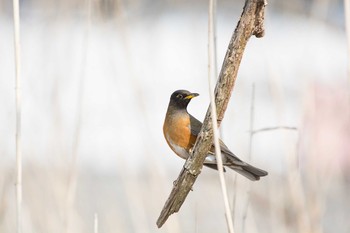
[163,90,268,181]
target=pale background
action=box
[0,0,349,232]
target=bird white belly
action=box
[165,132,190,159]
[172,143,190,159]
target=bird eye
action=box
[176,94,183,99]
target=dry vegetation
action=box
[1,0,349,232]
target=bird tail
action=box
[228,163,268,181]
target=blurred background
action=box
[0,0,349,232]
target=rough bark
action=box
[157,0,267,228]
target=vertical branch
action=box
[208,0,235,232]
[12,0,22,232]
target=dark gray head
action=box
[169,90,199,110]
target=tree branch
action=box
[156,0,267,228]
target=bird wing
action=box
[188,114,202,136]
[188,114,268,180]
[189,114,245,165]
[217,140,246,165]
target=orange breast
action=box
[163,113,197,156]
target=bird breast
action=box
[163,112,196,159]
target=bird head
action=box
[169,90,199,109]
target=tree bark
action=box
[157,0,267,228]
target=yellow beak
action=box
[184,93,199,100]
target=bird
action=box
[163,89,268,181]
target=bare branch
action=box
[156,0,267,228]
[252,126,297,135]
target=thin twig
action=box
[208,0,234,232]
[156,0,267,228]
[12,0,22,232]
[251,126,297,135]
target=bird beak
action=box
[184,93,199,100]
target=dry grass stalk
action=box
[208,0,234,232]
[12,0,22,232]
[157,0,267,228]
